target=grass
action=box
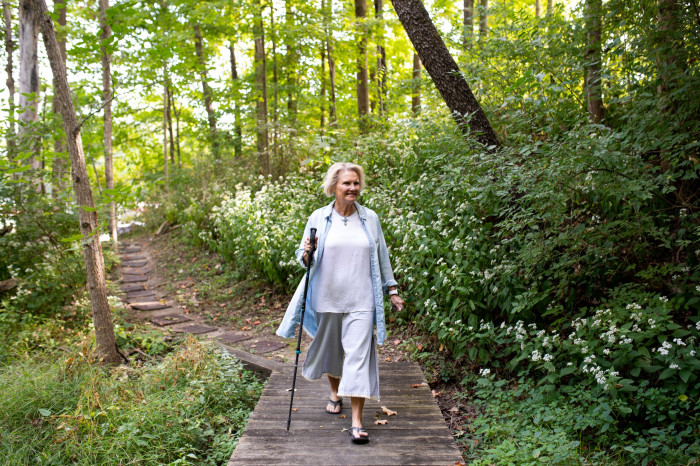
[0,336,264,465]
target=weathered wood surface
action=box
[229,361,462,465]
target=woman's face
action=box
[334,170,360,204]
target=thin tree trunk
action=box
[228,42,242,158]
[324,0,337,126]
[193,24,219,158]
[463,0,473,43]
[254,0,269,175]
[584,0,604,123]
[270,5,279,171]
[3,1,16,163]
[356,0,370,133]
[166,82,174,164]
[375,0,387,117]
[34,0,121,365]
[284,0,297,127]
[99,0,117,244]
[390,0,500,148]
[535,0,541,17]
[50,0,67,200]
[173,98,181,168]
[163,78,168,188]
[547,0,553,15]
[320,40,326,130]
[479,0,488,40]
[412,52,421,116]
[656,0,684,112]
[19,0,41,190]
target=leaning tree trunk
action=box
[193,24,219,158]
[228,42,242,158]
[390,0,500,148]
[355,0,370,133]
[253,0,269,175]
[19,0,42,190]
[99,0,117,244]
[34,0,121,365]
[584,0,604,123]
[51,0,67,200]
[3,1,16,163]
[412,52,421,116]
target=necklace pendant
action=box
[342,216,349,226]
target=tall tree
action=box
[656,0,684,114]
[411,52,421,116]
[193,23,219,158]
[228,42,242,158]
[162,78,168,188]
[355,0,370,132]
[478,0,488,40]
[270,5,279,167]
[584,0,604,123]
[99,0,117,244]
[50,0,67,200]
[34,0,121,364]
[284,0,298,128]
[323,0,337,126]
[535,0,541,17]
[253,0,269,174]
[3,1,16,163]
[390,0,500,148]
[18,0,41,189]
[374,0,387,117]
[547,0,553,15]
[463,0,473,43]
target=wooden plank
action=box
[229,360,463,465]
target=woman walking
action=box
[277,162,404,444]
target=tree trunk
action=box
[284,0,297,127]
[584,0,604,123]
[163,78,168,188]
[324,0,337,126]
[375,0,387,117]
[656,0,684,113]
[49,0,67,200]
[173,98,181,168]
[356,0,370,132]
[412,52,421,116]
[390,0,500,148]
[463,0,473,43]
[19,0,41,189]
[320,41,326,130]
[547,0,553,15]
[478,0,488,40]
[228,42,242,158]
[166,82,174,164]
[535,0,541,17]
[270,5,279,171]
[193,24,219,158]
[3,1,16,163]
[34,0,121,365]
[99,0,117,244]
[254,0,269,175]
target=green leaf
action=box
[679,369,691,383]
[38,408,52,416]
[560,365,576,376]
[678,394,688,402]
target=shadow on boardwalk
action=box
[229,361,463,465]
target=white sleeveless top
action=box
[311,209,374,313]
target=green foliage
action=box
[0,337,263,464]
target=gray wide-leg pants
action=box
[301,312,380,401]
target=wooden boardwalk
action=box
[229,361,463,465]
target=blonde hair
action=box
[321,163,366,197]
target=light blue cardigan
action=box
[276,201,398,345]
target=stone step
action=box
[150,314,191,326]
[122,260,148,267]
[131,301,170,311]
[121,274,148,283]
[172,323,218,335]
[121,283,146,292]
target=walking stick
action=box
[287,227,317,431]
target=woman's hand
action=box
[390,294,404,312]
[302,236,317,266]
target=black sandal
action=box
[349,426,369,444]
[326,398,343,414]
